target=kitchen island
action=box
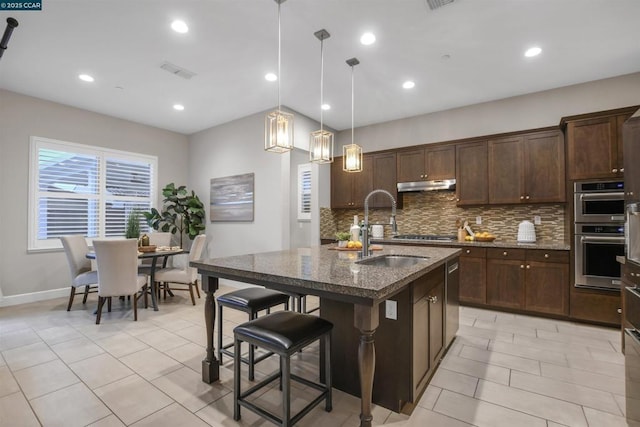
[191,244,460,427]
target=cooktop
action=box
[392,234,457,242]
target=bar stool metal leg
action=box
[282,355,291,427]
[233,338,241,421]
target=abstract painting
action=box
[210,173,254,222]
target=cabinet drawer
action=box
[487,248,526,260]
[412,265,445,303]
[526,250,569,263]
[460,247,486,258]
[623,261,640,287]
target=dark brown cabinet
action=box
[486,248,526,309]
[458,247,487,304]
[370,152,398,208]
[524,250,569,316]
[569,288,621,326]
[624,110,640,201]
[456,141,488,205]
[564,109,636,180]
[331,155,373,208]
[488,130,565,204]
[397,145,455,183]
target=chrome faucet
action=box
[362,189,398,257]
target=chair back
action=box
[148,232,172,247]
[186,234,206,282]
[93,239,140,297]
[61,235,92,279]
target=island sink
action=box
[357,254,430,268]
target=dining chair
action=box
[60,235,98,311]
[93,239,148,324]
[138,231,173,272]
[153,234,206,305]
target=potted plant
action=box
[125,210,140,240]
[335,231,351,248]
[143,183,206,248]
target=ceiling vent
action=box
[160,61,196,80]
[426,0,454,10]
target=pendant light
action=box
[343,58,363,172]
[309,29,334,164]
[265,0,294,153]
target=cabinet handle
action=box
[520,264,524,269]
[520,196,524,200]
[632,272,636,277]
[618,308,622,314]
[424,174,428,179]
[526,265,531,269]
[420,174,423,178]
[503,251,508,256]
[612,168,618,173]
[427,296,438,304]
[466,249,471,254]
[456,198,460,202]
[631,191,634,196]
[621,168,625,173]
[544,253,549,258]
[525,195,530,200]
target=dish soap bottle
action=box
[350,215,360,242]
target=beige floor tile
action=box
[457,324,514,343]
[439,353,510,385]
[416,385,442,410]
[454,334,491,350]
[395,406,474,427]
[557,323,621,342]
[173,324,207,346]
[117,321,160,337]
[94,375,173,425]
[430,368,478,397]
[151,366,229,412]
[583,406,640,427]
[196,392,271,427]
[151,317,195,332]
[536,329,617,351]
[87,414,126,427]
[95,333,149,358]
[36,325,84,345]
[459,306,498,321]
[0,392,40,427]
[588,347,625,365]
[120,347,183,380]
[434,389,546,427]
[474,318,538,337]
[163,342,205,374]
[459,344,541,375]
[507,313,561,332]
[0,365,20,398]
[540,362,625,395]
[0,353,5,367]
[613,393,626,417]
[0,320,31,335]
[510,370,622,416]
[475,379,588,426]
[565,356,626,378]
[131,402,210,426]
[14,359,79,399]
[513,334,593,357]
[459,314,476,326]
[51,336,105,363]
[487,340,569,366]
[0,328,41,351]
[69,353,134,389]
[135,328,190,351]
[2,341,58,371]
[30,382,111,427]
[75,322,123,340]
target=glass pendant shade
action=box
[309,129,334,163]
[265,109,294,152]
[343,143,363,172]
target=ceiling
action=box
[1,0,639,135]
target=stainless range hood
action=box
[397,179,456,192]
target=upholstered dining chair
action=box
[153,234,206,305]
[60,235,98,311]
[93,239,148,324]
[138,231,173,275]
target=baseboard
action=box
[0,287,69,307]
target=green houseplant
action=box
[125,210,141,240]
[335,231,351,248]
[143,183,206,248]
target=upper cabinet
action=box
[488,129,565,204]
[331,153,397,209]
[563,107,638,180]
[397,145,455,183]
[456,141,488,206]
[624,109,640,201]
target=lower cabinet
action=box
[319,262,456,413]
[486,248,526,309]
[459,247,487,304]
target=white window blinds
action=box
[29,137,157,250]
[298,164,312,221]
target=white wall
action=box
[0,89,189,301]
[336,72,640,152]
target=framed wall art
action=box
[210,173,254,222]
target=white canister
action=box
[371,225,384,239]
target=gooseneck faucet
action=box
[362,189,398,257]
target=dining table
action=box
[87,246,186,311]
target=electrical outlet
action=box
[534,215,541,225]
[476,216,482,225]
[385,300,397,320]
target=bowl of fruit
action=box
[472,232,496,242]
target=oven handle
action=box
[625,328,640,347]
[580,235,625,244]
[579,192,625,201]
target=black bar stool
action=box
[285,292,319,314]
[233,311,332,426]
[217,287,290,380]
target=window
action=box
[29,136,157,251]
[297,164,312,221]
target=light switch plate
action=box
[385,300,397,320]
[534,215,541,225]
[476,216,482,225]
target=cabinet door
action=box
[428,282,444,368]
[426,145,456,180]
[370,153,397,208]
[456,141,488,205]
[397,149,425,183]
[331,158,354,208]
[624,113,640,201]
[525,261,569,316]
[459,249,487,304]
[487,256,525,309]
[524,130,565,203]
[352,155,374,208]
[412,297,429,393]
[567,117,618,180]
[488,136,524,204]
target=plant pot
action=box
[338,240,348,248]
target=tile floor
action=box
[0,284,638,427]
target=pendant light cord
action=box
[320,37,324,132]
[277,1,282,111]
[351,64,355,146]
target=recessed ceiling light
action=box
[171,20,189,34]
[265,73,277,82]
[78,74,94,82]
[321,104,331,111]
[360,32,376,45]
[173,104,185,111]
[524,46,542,57]
[402,81,415,89]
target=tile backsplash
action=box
[321,191,566,243]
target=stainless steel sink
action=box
[356,254,430,268]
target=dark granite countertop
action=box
[369,237,570,251]
[191,245,460,304]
